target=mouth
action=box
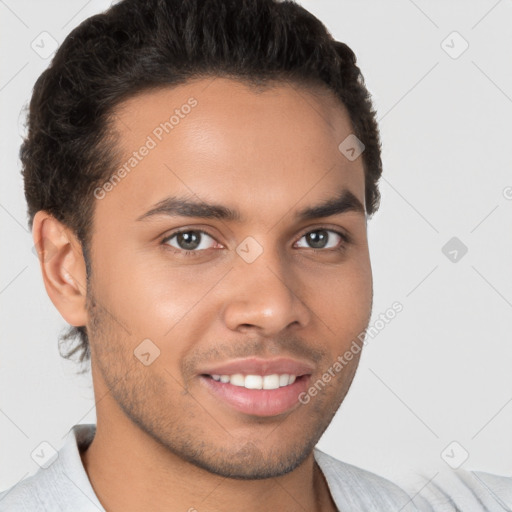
[197,358,314,417]
[207,373,299,389]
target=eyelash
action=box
[160,227,352,257]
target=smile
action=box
[208,373,297,390]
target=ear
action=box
[32,211,89,327]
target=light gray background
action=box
[1,0,511,497]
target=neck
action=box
[80,417,337,512]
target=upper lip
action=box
[198,357,315,377]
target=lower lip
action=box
[199,375,310,417]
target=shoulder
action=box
[0,424,101,512]
[0,464,67,511]
[417,469,512,511]
[314,448,434,511]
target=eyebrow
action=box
[135,189,365,223]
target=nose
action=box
[220,248,312,336]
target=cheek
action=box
[136,260,225,315]
[92,236,161,311]
[303,255,373,341]
[96,248,226,343]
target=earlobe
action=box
[32,211,89,327]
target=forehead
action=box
[97,77,365,226]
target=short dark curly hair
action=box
[21,0,383,366]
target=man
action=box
[0,0,438,510]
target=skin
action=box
[33,77,373,512]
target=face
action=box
[86,77,373,478]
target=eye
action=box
[295,229,347,250]
[162,230,219,252]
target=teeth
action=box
[245,375,263,389]
[230,373,245,387]
[279,374,290,387]
[262,374,280,390]
[209,373,297,389]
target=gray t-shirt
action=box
[0,424,436,511]
[416,470,512,511]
